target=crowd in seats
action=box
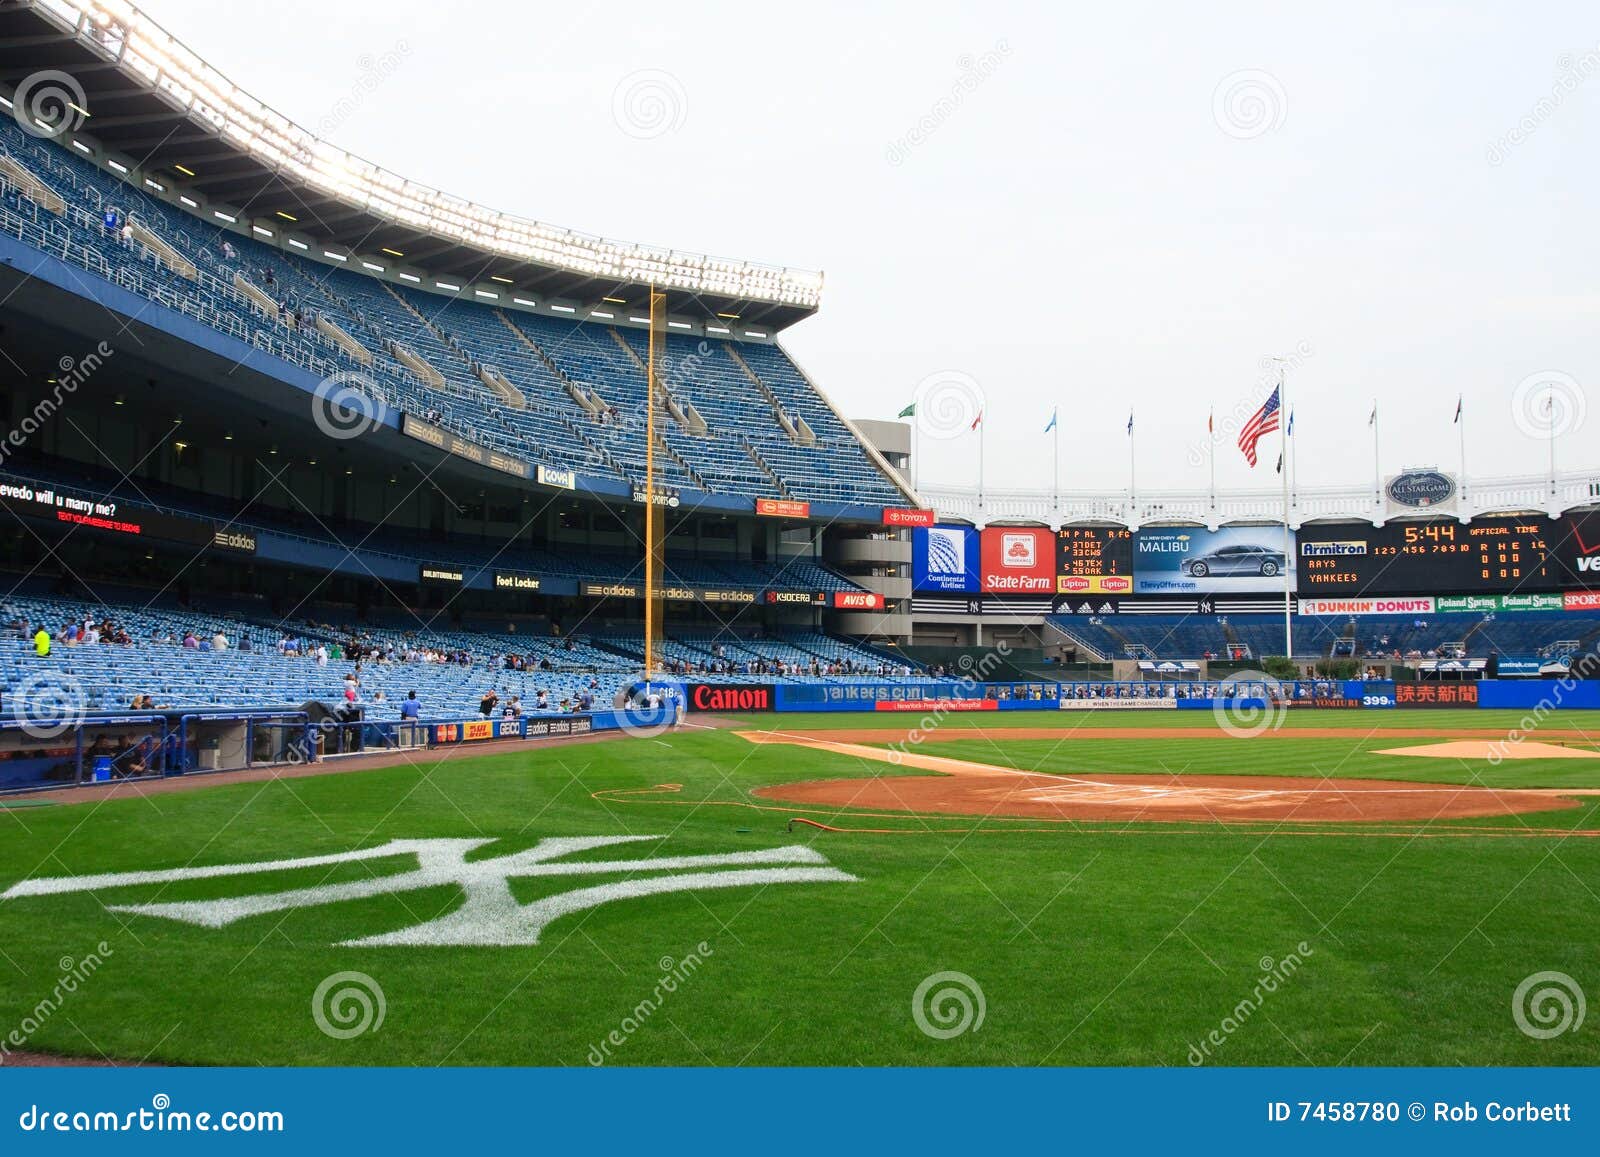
[0,593,926,744]
[0,117,901,506]
[1052,611,1600,662]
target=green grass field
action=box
[0,709,1596,1067]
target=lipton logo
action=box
[1060,576,1089,592]
[1102,576,1131,592]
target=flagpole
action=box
[1207,407,1216,520]
[1547,382,1557,503]
[1456,396,1466,508]
[1276,361,1292,661]
[1052,412,1060,517]
[1128,412,1136,517]
[978,415,986,510]
[1371,400,1381,513]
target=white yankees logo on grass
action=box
[1,836,855,947]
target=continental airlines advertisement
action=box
[1133,527,1296,594]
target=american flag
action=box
[1237,385,1281,467]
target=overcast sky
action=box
[146,0,1597,496]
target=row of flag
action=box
[900,391,1471,471]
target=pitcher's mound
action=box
[1375,740,1600,760]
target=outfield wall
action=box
[681,679,1598,714]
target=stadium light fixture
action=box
[287,238,308,250]
[398,273,420,283]
[253,226,273,237]
[107,158,128,173]
[173,163,195,177]
[47,0,824,309]
[276,211,297,222]
[361,261,384,272]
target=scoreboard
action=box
[1056,527,1134,594]
[1296,518,1565,595]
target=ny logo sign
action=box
[1,836,857,947]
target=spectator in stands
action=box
[534,688,550,712]
[33,625,50,657]
[400,691,421,722]
[503,695,523,721]
[221,240,237,262]
[212,628,228,652]
[119,221,134,249]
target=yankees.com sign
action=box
[687,684,775,712]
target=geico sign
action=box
[689,685,774,711]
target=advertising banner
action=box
[493,573,542,592]
[1056,527,1135,594]
[420,566,464,585]
[431,719,500,744]
[980,527,1056,594]
[756,498,810,518]
[882,507,936,527]
[1133,527,1295,594]
[831,590,886,610]
[1057,698,1177,711]
[524,716,596,738]
[1297,517,1564,596]
[873,698,997,712]
[1433,593,1565,613]
[1555,512,1600,588]
[1566,590,1600,611]
[1394,682,1480,708]
[1298,596,1436,616]
[686,685,775,712]
[0,481,255,554]
[913,525,980,593]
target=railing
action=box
[920,469,1600,528]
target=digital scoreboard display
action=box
[1297,518,1565,595]
[1056,527,1134,594]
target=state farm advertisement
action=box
[980,527,1055,594]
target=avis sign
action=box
[1,836,855,947]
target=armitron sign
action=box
[688,684,774,712]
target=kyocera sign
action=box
[688,684,774,712]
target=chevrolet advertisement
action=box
[1133,527,1295,594]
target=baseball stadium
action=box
[0,0,1597,1089]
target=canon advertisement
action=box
[1133,527,1295,594]
[913,525,980,593]
[980,527,1056,594]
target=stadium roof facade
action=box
[0,0,822,330]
